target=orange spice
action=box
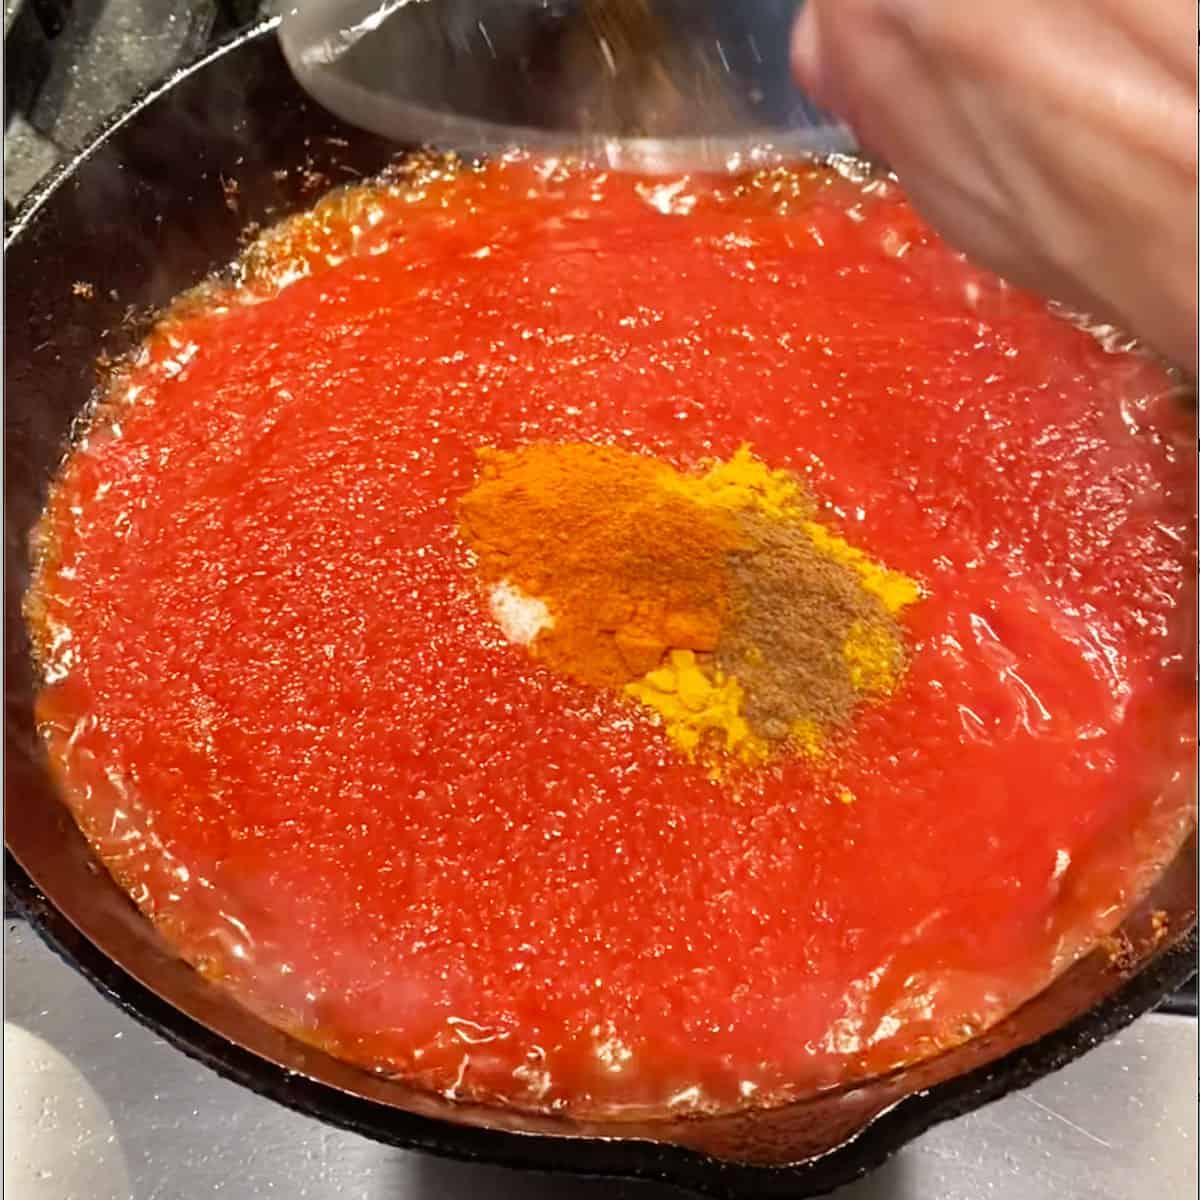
[459,443,740,687]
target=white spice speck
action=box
[489,580,553,646]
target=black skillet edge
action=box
[8,850,1196,1200]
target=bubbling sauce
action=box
[28,156,1196,1117]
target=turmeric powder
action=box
[458,441,921,769]
[625,650,767,765]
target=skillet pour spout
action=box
[4,18,1196,1199]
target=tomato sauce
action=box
[30,157,1196,1117]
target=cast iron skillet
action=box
[4,17,1197,1199]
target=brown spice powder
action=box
[715,513,904,741]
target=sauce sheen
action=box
[30,158,1197,1116]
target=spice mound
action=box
[459,443,921,768]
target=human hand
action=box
[792,0,1197,369]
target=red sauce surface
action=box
[32,158,1196,1117]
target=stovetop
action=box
[3,2,1197,1196]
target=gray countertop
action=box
[4,920,1197,1200]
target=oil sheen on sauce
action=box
[28,156,1197,1118]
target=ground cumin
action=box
[715,513,902,742]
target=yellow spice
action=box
[624,649,769,768]
[802,520,922,614]
[473,441,923,771]
[790,717,826,759]
[667,445,811,522]
[842,618,905,695]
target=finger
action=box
[790,3,826,105]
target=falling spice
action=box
[458,442,921,769]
